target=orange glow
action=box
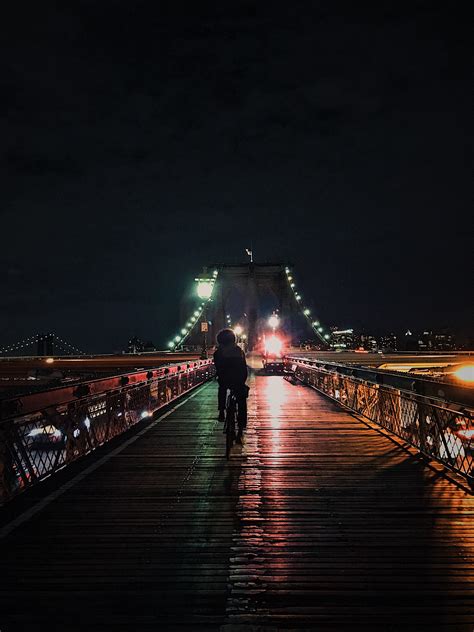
[45,357,55,364]
[264,335,283,357]
[264,377,287,422]
[454,365,474,383]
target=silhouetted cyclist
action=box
[213,328,248,430]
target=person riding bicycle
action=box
[213,328,248,430]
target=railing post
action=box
[0,424,8,504]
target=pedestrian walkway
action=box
[0,375,473,631]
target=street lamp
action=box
[196,280,214,300]
[268,314,280,331]
[196,277,215,358]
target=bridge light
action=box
[174,335,181,342]
[213,269,218,276]
[454,365,474,382]
[194,310,200,317]
[295,295,302,301]
[264,334,283,358]
[312,321,320,327]
[191,316,196,322]
[324,334,330,340]
[181,329,187,335]
[234,325,243,336]
[268,314,280,330]
[290,283,295,288]
[242,334,247,340]
[318,327,323,333]
[196,280,214,299]
[303,308,310,316]
[168,341,175,348]
[288,275,293,281]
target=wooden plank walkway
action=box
[1,375,473,631]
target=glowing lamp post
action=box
[196,277,215,358]
[196,280,214,300]
[268,314,280,332]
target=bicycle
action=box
[223,388,241,459]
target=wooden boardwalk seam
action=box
[0,375,473,631]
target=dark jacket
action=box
[213,344,248,386]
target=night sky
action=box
[2,1,472,352]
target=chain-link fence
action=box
[0,360,215,504]
[287,358,474,486]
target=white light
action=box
[296,295,302,301]
[174,335,181,342]
[84,417,91,430]
[264,335,283,357]
[197,281,214,299]
[303,308,310,316]
[141,410,151,419]
[168,341,175,348]
[194,310,200,317]
[181,328,187,335]
[324,334,330,340]
[191,316,196,322]
[285,267,290,273]
[318,327,323,333]
[288,276,292,281]
[213,269,218,276]
[312,321,320,327]
[268,314,280,329]
[454,365,474,382]
[290,283,295,288]
[234,325,243,336]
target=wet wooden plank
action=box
[0,376,473,631]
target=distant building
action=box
[402,329,456,351]
[379,333,398,352]
[330,328,355,350]
[360,334,378,352]
[418,330,455,351]
[127,336,144,353]
[126,337,156,353]
[403,329,418,351]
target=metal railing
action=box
[0,360,215,504]
[286,357,474,486]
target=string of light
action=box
[284,266,330,345]
[53,334,85,355]
[0,335,39,354]
[167,269,219,350]
[0,333,86,356]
